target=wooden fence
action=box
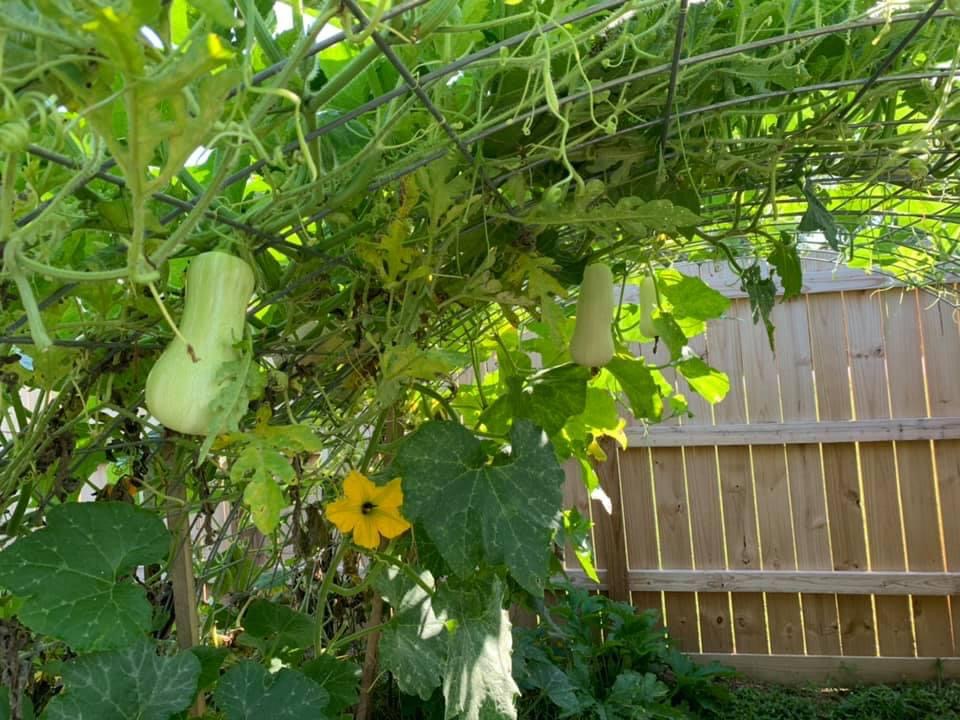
[564,262,960,683]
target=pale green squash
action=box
[569,263,615,368]
[145,251,255,435]
[637,274,658,338]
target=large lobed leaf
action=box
[42,640,200,720]
[376,569,519,720]
[213,662,329,720]
[0,502,169,651]
[394,420,565,595]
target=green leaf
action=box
[513,364,590,436]
[604,671,669,712]
[438,576,518,720]
[516,197,702,233]
[677,358,730,404]
[606,356,663,422]
[377,572,519,719]
[768,232,803,300]
[188,0,237,27]
[232,445,293,534]
[252,424,324,454]
[651,313,688,361]
[395,421,565,595]
[200,351,267,458]
[189,646,229,691]
[301,656,361,716]
[798,184,839,250]
[375,568,446,700]
[213,662,329,720]
[657,270,730,320]
[0,503,169,651]
[242,475,285,535]
[561,509,598,583]
[739,264,777,350]
[561,387,627,456]
[42,641,200,720]
[242,600,314,655]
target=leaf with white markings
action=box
[42,641,200,720]
[0,503,169,651]
[394,421,565,594]
[213,662,329,720]
[375,568,446,700]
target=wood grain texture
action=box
[735,302,803,653]
[845,293,913,656]
[882,290,954,656]
[593,441,629,602]
[808,292,876,657]
[564,569,960,595]
[625,416,960,446]
[918,289,960,654]
[651,447,699,651]
[773,299,841,655]
[691,654,960,683]
[675,331,732,651]
[617,447,662,614]
[710,305,768,654]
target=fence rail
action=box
[563,261,960,682]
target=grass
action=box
[723,680,960,719]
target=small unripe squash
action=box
[146,251,255,435]
[569,262,615,368]
[637,274,658,338]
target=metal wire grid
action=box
[6,1,960,340]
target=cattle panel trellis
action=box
[564,260,960,683]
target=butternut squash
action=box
[146,251,255,435]
[569,262,615,368]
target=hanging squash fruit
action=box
[146,251,255,435]
[569,262,615,368]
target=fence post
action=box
[593,439,629,603]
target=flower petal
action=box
[343,470,376,503]
[372,506,411,539]
[372,477,404,509]
[325,497,360,533]
[353,517,381,549]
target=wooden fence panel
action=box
[772,297,841,656]
[709,305,768,654]
[682,330,733,653]
[558,268,960,679]
[917,291,960,651]
[651,446,699,650]
[734,300,804,654]
[882,291,954,656]
[845,292,913,656]
[807,292,877,656]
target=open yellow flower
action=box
[325,470,411,549]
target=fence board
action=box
[710,305,768,654]
[808,292,876,656]
[593,442,629,602]
[618,447,662,614]
[651,447,700,651]
[565,569,960,594]
[734,301,804,654]
[881,291,953,656]
[674,331,732,651]
[845,292,913,656]
[771,299,841,655]
[917,292,960,652]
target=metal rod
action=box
[659,0,689,149]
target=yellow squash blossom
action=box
[325,470,411,549]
